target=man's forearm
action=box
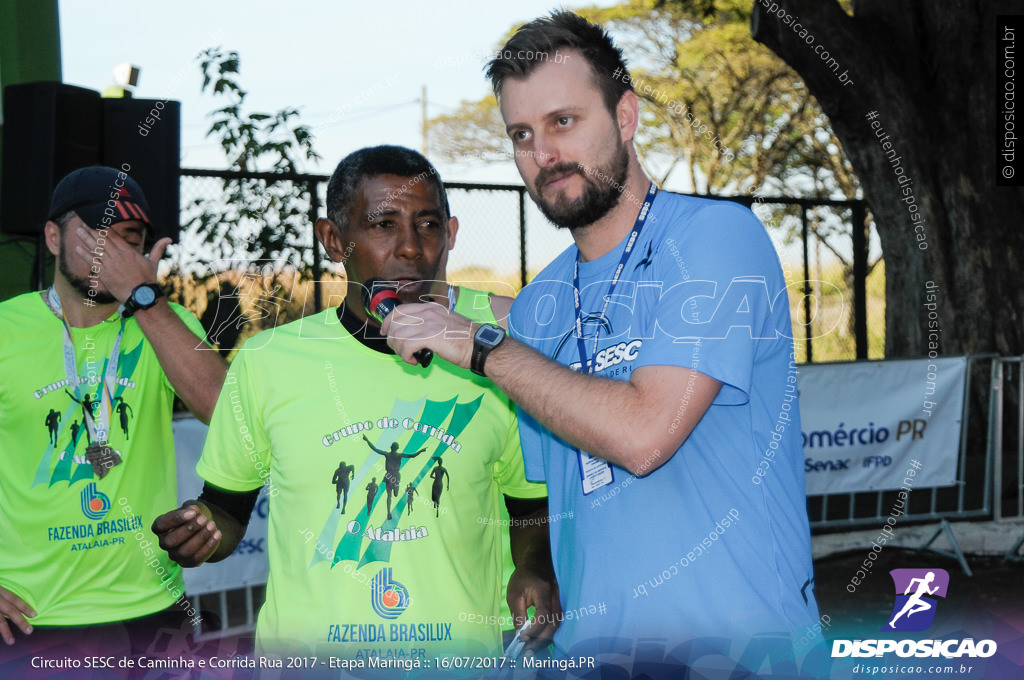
[485,338,660,474]
[383,304,720,473]
[134,299,226,423]
[508,507,554,575]
[192,499,245,563]
[506,504,560,643]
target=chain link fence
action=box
[171,169,882,363]
[748,196,885,363]
[168,169,888,642]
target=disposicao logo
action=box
[80,483,111,520]
[832,567,997,659]
[883,568,948,632]
[371,568,410,619]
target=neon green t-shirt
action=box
[197,288,546,661]
[0,291,204,625]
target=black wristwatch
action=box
[471,324,506,376]
[122,282,164,317]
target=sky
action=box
[59,0,614,182]
[59,0,631,272]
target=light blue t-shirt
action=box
[510,191,823,674]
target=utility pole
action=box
[421,85,427,155]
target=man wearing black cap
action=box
[0,166,226,655]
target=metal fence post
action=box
[519,188,527,290]
[308,179,322,313]
[801,207,812,363]
[852,202,868,359]
[992,358,1005,521]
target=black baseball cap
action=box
[47,166,152,230]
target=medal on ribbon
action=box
[85,443,122,479]
[48,287,127,479]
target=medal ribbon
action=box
[570,182,657,494]
[572,181,658,374]
[47,287,126,443]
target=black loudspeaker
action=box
[0,82,103,236]
[0,83,181,243]
[101,98,181,244]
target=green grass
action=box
[785,260,885,363]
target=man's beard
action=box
[530,141,630,230]
[58,238,117,305]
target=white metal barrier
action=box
[993,356,1024,561]
[806,355,997,530]
[182,354,1022,636]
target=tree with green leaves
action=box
[181,47,321,268]
[168,47,325,354]
[427,0,878,349]
[430,0,855,197]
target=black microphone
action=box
[362,278,433,368]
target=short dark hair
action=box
[54,210,77,230]
[325,145,449,229]
[486,11,633,114]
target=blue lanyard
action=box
[572,182,658,374]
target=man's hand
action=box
[381,302,475,369]
[507,566,561,652]
[151,502,222,568]
[74,225,172,302]
[72,225,228,422]
[0,585,35,645]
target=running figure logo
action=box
[882,568,950,632]
[331,460,355,512]
[362,435,427,520]
[429,457,450,517]
[633,242,654,271]
[45,408,61,446]
[112,397,133,438]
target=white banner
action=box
[799,357,966,496]
[173,417,270,595]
